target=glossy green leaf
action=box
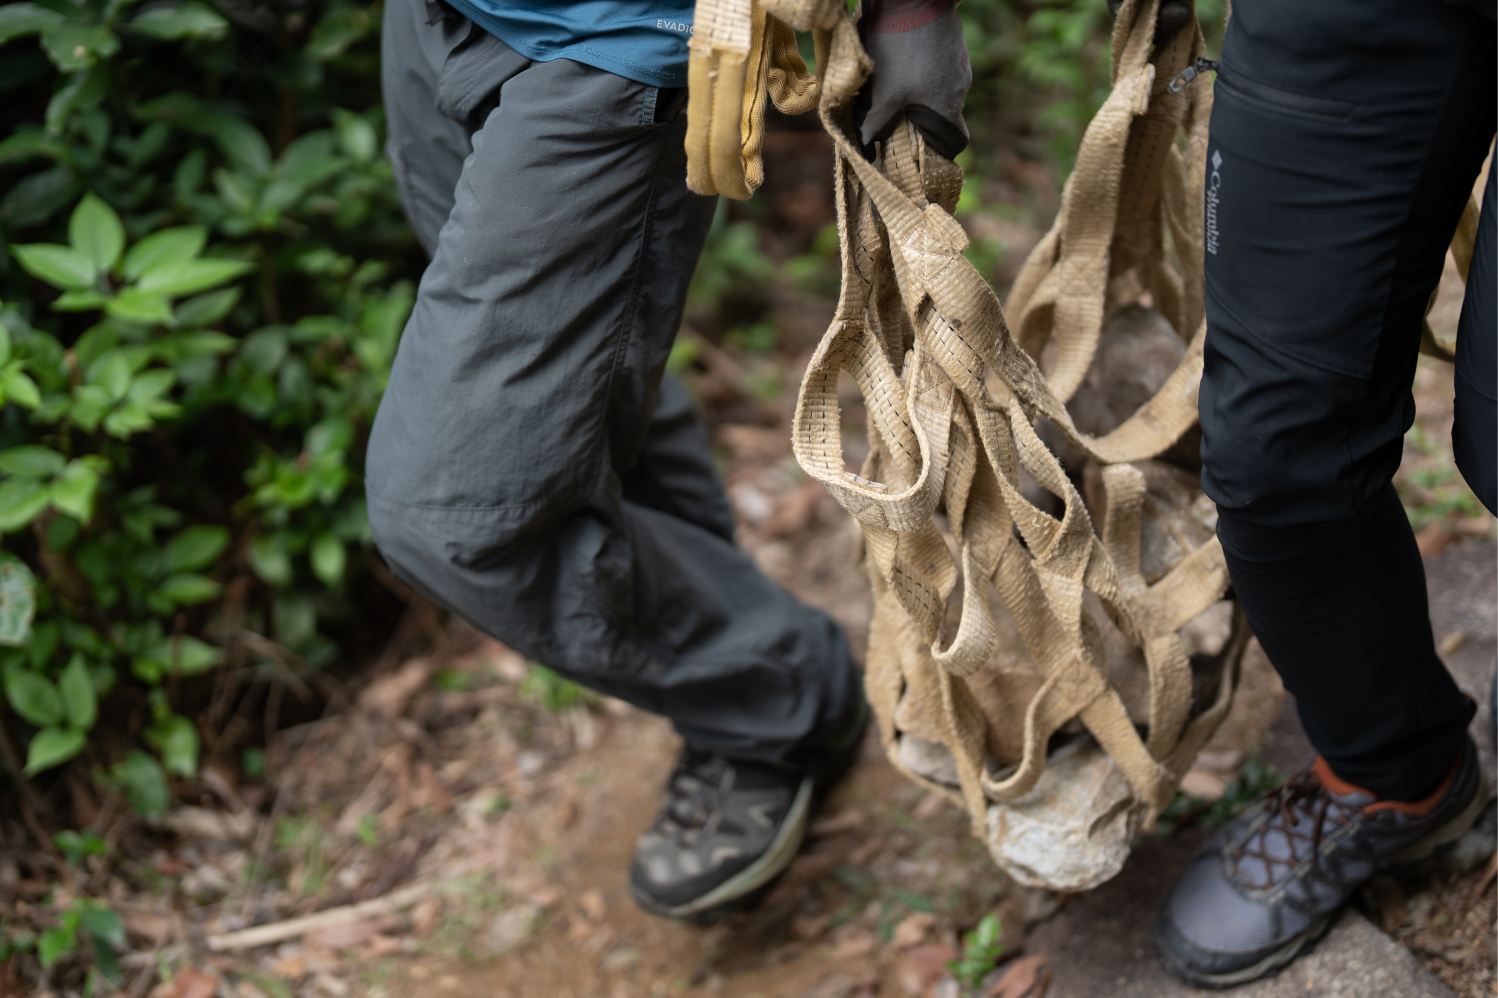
[112,750,169,819]
[39,23,119,72]
[52,289,108,312]
[0,477,52,532]
[136,257,253,298]
[128,368,175,400]
[121,226,206,280]
[173,286,240,327]
[305,416,354,458]
[37,922,76,967]
[331,109,378,164]
[24,725,84,775]
[159,573,222,605]
[50,460,101,523]
[79,905,126,951]
[59,653,96,730]
[247,535,293,588]
[310,531,345,587]
[163,524,229,573]
[146,713,199,778]
[3,368,42,410]
[130,4,229,40]
[4,666,64,726]
[0,445,66,477]
[11,244,97,290]
[208,117,273,177]
[0,5,66,46]
[69,192,125,272]
[106,289,174,326]
[0,553,37,647]
[88,350,132,401]
[144,635,221,676]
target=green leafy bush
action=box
[0,0,420,819]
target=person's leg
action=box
[382,4,734,545]
[1197,0,1494,801]
[368,10,859,768]
[1157,0,1495,986]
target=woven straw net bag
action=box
[689,0,1249,891]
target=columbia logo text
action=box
[1206,149,1223,255]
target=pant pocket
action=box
[435,23,531,128]
[1216,65,1359,123]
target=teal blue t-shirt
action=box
[443,0,697,88]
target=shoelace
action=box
[662,749,730,831]
[1231,770,1356,891]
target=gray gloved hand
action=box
[854,0,972,161]
[1106,0,1193,45]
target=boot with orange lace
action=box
[1155,733,1488,989]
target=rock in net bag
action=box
[686,0,1246,891]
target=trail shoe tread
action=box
[1155,733,1487,989]
[630,700,868,923]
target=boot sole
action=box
[1157,910,1334,990]
[630,775,813,924]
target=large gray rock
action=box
[1025,830,1456,998]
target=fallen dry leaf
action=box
[891,912,936,949]
[1416,522,1453,557]
[122,910,174,944]
[411,896,442,937]
[897,943,958,996]
[987,953,1048,998]
[1180,768,1228,800]
[364,933,403,956]
[171,967,219,998]
[579,889,606,922]
[913,792,948,821]
[791,913,830,942]
[1438,628,1467,656]
[270,954,307,979]
[359,658,436,718]
[832,931,880,961]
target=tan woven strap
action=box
[685,0,831,198]
[780,0,1246,834]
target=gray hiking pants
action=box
[367,0,860,763]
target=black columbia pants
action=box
[366,0,860,763]
[1200,0,1495,799]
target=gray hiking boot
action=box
[1155,734,1487,989]
[629,702,868,923]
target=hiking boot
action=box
[629,699,868,923]
[1155,733,1487,989]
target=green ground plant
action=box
[948,911,1005,994]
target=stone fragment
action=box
[985,739,1140,892]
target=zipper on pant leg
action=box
[1168,57,1219,94]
